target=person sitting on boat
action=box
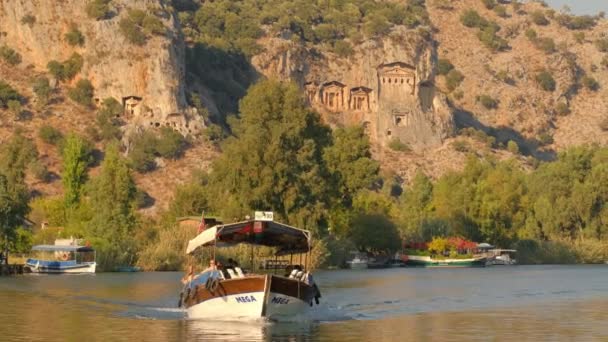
[181,265,195,285]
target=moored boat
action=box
[25,245,96,274]
[179,213,321,321]
[346,254,368,269]
[403,255,487,268]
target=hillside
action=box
[1,0,607,215]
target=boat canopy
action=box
[31,245,95,252]
[186,220,311,256]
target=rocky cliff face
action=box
[0,0,203,136]
[252,27,454,150]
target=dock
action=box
[0,264,25,276]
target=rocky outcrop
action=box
[0,0,203,136]
[252,27,454,150]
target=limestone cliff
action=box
[252,27,455,151]
[0,0,203,136]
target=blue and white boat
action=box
[25,245,96,274]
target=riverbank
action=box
[0,264,25,276]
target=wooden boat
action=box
[403,255,487,268]
[25,245,96,274]
[179,215,321,320]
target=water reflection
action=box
[185,319,317,341]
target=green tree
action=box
[32,77,52,107]
[86,143,138,270]
[0,173,29,264]
[399,171,433,240]
[96,97,123,141]
[349,213,401,253]
[0,81,21,108]
[86,0,111,20]
[64,27,85,46]
[206,79,332,232]
[61,134,92,208]
[68,79,94,107]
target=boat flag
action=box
[197,211,206,233]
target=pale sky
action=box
[544,0,608,15]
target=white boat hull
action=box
[348,262,368,269]
[187,291,309,320]
[26,262,96,274]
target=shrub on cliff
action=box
[530,10,549,25]
[460,9,487,28]
[156,127,187,159]
[0,81,21,108]
[581,76,600,91]
[0,45,22,65]
[32,77,52,107]
[38,125,64,146]
[86,0,111,20]
[478,95,498,109]
[68,79,95,107]
[47,53,84,81]
[535,70,556,91]
[119,9,165,46]
[437,59,454,75]
[388,139,411,152]
[445,69,464,91]
[64,27,85,46]
[481,0,496,10]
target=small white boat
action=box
[487,249,517,266]
[180,213,321,320]
[25,245,96,274]
[346,252,368,269]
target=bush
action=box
[86,0,111,20]
[67,79,94,107]
[555,102,570,116]
[64,27,85,46]
[493,5,508,18]
[535,70,556,91]
[119,9,165,45]
[333,40,354,58]
[481,0,496,10]
[0,81,21,108]
[156,127,187,159]
[525,28,537,41]
[437,58,454,75]
[535,37,556,54]
[21,15,36,27]
[555,14,596,30]
[537,132,554,145]
[478,24,508,51]
[29,160,51,183]
[39,125,64,145]
[460,9,487,28]
[445,69,464,91]
[8,99,23,118]
[581,76,599,91]
[388,139,411,152]
[478,95,498,109]
[47,53,84,81]
[507,140,519,154]
[595,38,608,52]
[32,77,52,106]
[129,131,158,172]
[530,10,549,25]
[96,97,123,141]
[452,140,470,152]
[0,45,22,65]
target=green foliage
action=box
[507,140,519,154]
[349,214,401,253]
[156,127,187,159]
[537,132,554,146]
[445,69,464,91]
[61,134,93,208]
[437,58,454,75]
[119,9,165,46]
[85,143,138,270]
[46,53,84,81]
[0,45,22,65]
[0,132,38,187]
[493,5,508,18]
[514,239,576,264]
[530,10,549,25]
[64,27,85,46]
[67,79,94,107]
[21,15,36,27]
[534,37,556,54]
[0,81,21,108]
[428,237,449,254]
[525,28,537,40]
[333,40,354,58]
[0,173,30,258]
[451,140,470,152]
[96,97,123,141]
[477,23,508,51]
[388,139,411,152]
[478,94,498,109]
[460,9,487,28]
[86,0,111,20]
[180,0,429,57]
[535,69,556,91]
[32,77,52,107]
[129,131,158,173]
[555,102,570,116]
[581,76,599,91]
[7,100,22,119]
[481,0,496,9]
[594,38,608,52]
[38,125,64,146]
[555,14,596,30]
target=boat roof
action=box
[186,220,311,256]
[31,245,95,252]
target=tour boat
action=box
[179,213,321,320]
[403,255,487,267]
[25,245,96,274]
[346,253,368,269]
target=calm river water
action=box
[1,265,607,341]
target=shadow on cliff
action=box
[185,43,259,127]
[453,109,556,161]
